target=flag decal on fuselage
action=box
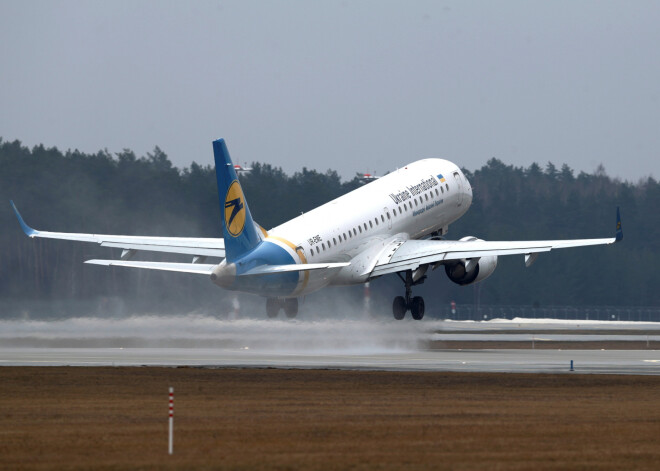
[224,180,246,237]
[437,174,446,183]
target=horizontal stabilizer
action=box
[85,260,217,275]
[240,262,350,276]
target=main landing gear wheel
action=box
[266,298,280,318]
[283,298,299,319]
[410,296,425,320]
[266,298,299,319]
[392,270,426,321]
[393,296,406,320]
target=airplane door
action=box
[295,246,307,263]
[453,172,464,206]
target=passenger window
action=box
[316,246,320,254]
[363,223,367,231]
[414,199,418,207]
[435,189,439,196]
[343,232,347,240]
[333,237,337,245]
[369,221,373,228]
[381,215,385,222]
[445,183,449,190]
[387,212,390,219]
[399,207,402,215]
[425,194,428,201]
[353,228,357,236]
[359,226,362,233]
[322,243,326,250]
[375,218,378,225]
[441,187,444,194]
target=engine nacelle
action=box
[444,237,498,286]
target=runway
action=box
[1,316,659,374]
[1,346,660,374]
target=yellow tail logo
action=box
[224,181,246,237]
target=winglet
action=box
[615,206,623,242]
[10,200,38,237]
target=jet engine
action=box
[444,237,498,286]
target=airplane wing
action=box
[368,208,623,278]
[11,201,226,259]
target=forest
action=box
[1,138,658,318]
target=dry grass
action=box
[1,367,659,470]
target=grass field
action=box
[1,367,659,470]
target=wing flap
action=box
[100,241,225,257]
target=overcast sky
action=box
[1,1,659,181]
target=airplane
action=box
[358,172,379,184]
[11,138,623,320]
[233,163,252,175]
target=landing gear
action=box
[410,296,425,320]
[393,296,406,320]
[283,298,298,319]
[266,298,280,318]
[392,270,426,320]
[265,297,298,319]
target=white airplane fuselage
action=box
[214,159,473,297]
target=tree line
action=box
[1,138,658,317]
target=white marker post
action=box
[168,387,174,455]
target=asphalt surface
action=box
[1,347,659,374]
[2,317,660,374]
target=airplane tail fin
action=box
[213,139,263,262]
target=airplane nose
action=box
[462,180,473,207]
[465,186,473,206]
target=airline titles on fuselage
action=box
[306,175,444,251]
[389,175,439,205]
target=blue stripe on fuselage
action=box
[231,240,299,296]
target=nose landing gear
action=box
[392,270,426,320]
